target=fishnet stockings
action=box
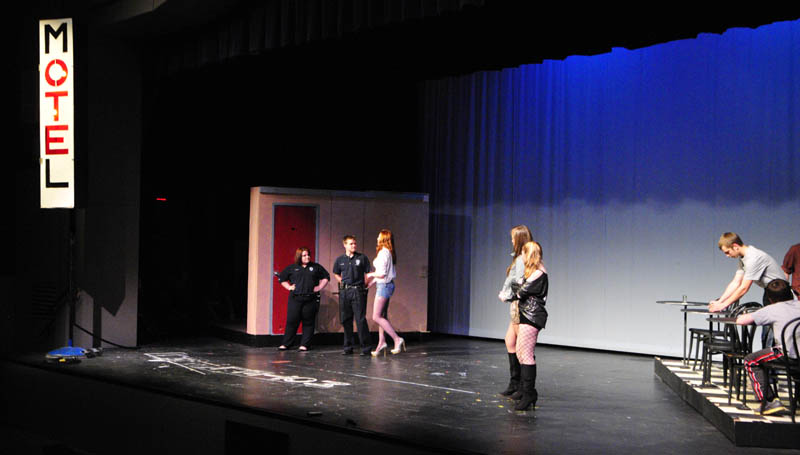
[516,324,539,365]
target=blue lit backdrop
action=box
[423,20,800,355]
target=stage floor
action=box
[2,337,798,454]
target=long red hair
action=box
[376,229,397,264]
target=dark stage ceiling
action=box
[25,1,800,80]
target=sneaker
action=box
[341,349,353,355]
[760,400,786,415]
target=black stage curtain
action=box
[143,0,484,78]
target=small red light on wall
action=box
[156,197,167,202]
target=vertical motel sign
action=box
[39,18,74,208]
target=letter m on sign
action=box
[44,22,68,54]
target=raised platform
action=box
[655,357,800,448]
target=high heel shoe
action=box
[371,343,388,357]
[391,338,406,354]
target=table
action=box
[656,296,709,364]
[681,307,722,383]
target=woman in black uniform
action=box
[512,241,548,411]
[277,247,330,351]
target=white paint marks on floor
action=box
[144,352,351,389]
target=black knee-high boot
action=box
[511,354,535,399]
[500,353,521,396]
[515,364,538,411]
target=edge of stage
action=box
[2,336,798,454]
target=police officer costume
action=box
[333,251,371,354]
[278,261,330,349]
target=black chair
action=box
[689,326,725,370]
[701,302,762,388]
[724,305,761,404]
[773,316,800,422]
[689,300,743,372]
[690,300,756,370]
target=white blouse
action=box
[372,247,396,284]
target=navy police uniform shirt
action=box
[332,253,370,286]
[278,262,330,295]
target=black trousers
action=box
[339,287,370,351]
[282,294,319,348]
[745,346,783,402]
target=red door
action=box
[272,205,317,334]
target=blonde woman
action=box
[367,229,405,356]
[512,241,548,411]
[498,225,533,397]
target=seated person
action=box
[736,279,800,415]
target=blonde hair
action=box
[521,241,543,279]
[376,229,396,264]
[718,232,743,250]
[506,225,533,276]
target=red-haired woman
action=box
[277,247,330,351]
[367,229,405,356]
[498,225,533,397]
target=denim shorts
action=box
[376,281,395,299]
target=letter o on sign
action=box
[44,59,68,87]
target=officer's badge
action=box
[356,259,360,265]
[309,267,314,271]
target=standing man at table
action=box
[709,233,784,313]
[710,233,785,348]
[736,279,800,415]
[333,235,372,355]
[781,243,800,298]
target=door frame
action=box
[269,203,320,334]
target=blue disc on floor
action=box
[46,346,87,363]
